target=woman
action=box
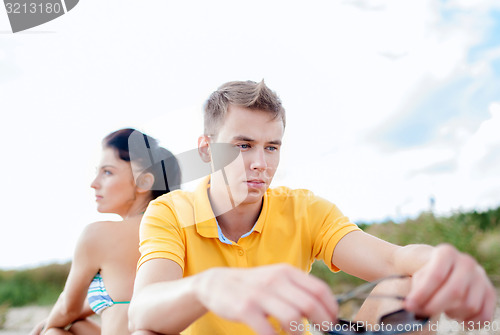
[31,128,181,335]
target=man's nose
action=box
[249,148,267,171]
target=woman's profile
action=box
[31,128,181,335]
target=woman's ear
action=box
[198,135,212,163]
[136,172,155,193]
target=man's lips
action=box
[246,179,266,187]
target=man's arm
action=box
[128,259,206,334]
[332,231,496,324]
[129,259,339,335]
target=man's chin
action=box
[237,190,265,206]
[225,182,268,207]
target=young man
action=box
[129,80,496,335]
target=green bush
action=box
[0,262,69,307]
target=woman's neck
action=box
[120,195,151,219]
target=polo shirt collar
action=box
[193,176,269,238]
[253,189,268,234]
[193,177,219,238]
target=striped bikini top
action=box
[87,272,130,314]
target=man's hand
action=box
[405,244,496,325]
[194,263,338,335]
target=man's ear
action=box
[136,172,155,193]
[198,135,212,163]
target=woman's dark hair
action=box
[103,128,181,200]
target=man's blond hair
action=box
[204,80,286,137]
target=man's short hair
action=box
[204,80,286,137]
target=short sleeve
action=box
[310,197,360,272]
[137,198,186,272]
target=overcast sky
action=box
[1,0,500,269]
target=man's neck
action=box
[216,200,262,242]
[208,184,263,242]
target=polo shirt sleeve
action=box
[310,196,361,272]
[137,196,186,272]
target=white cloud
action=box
[459,102,500,177]
[446,0,500,11]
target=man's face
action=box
[210,105,284,208]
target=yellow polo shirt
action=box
[138,178,360,334]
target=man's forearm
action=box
[129,274,208,334]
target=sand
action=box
[0,305,51,334]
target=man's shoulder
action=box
[266,186,335,212]
[267,186,317,201]
[143,189,201,229]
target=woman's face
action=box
[91,147,137,216]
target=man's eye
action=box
[238,144,250,149]
[266,146,278,152]
[104,170,112,175]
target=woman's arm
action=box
[42,224,101,331]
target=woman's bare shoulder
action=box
[82,219,140,241]
[83,220,121,233]
[75,218,140,252]
[76,220,124,245]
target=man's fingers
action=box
[415,258,473,316]
[404,245,496,326]
[463,284,497,325]
[405,245,455,312]
[445,271,488,322]
[259,294,306,335]
[203,264,339,333]
[273,276,336,326]
[287,267,338,320]
[244,311,279,335]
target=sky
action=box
[1,0,500,269]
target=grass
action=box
[0,262,70,308]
